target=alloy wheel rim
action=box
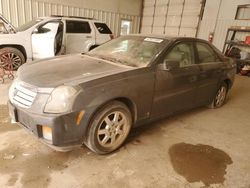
[97,111,129,148]
[215,86,226,107]
[0,52,22,70]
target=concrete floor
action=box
[0,75,250,188]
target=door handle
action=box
[86,36,92,38]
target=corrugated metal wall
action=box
[198,19,250,51]
[141,0,203,37]
[0,0,141,36]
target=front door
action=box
[151,41,200,117]
[31,20,63,59]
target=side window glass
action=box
[37,22,59,34]
[66,20,91,33]
[94,22,112,34]
[165,42,195,67]
[196,43,218,63]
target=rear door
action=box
[93,22,113,44]
[151,41,200,117]
[195,42,225,105]
[65,20,94,53]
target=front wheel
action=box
[85,101,132,154]
[208,82,228,108]
[0,47,25,70]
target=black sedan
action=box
[8,35,236,154]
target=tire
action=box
[85,101,132,154]
[0,47,25,70]
[208,82,228,109]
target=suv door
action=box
[31,20,62,59]
[65,20,94,53]
[195,42,225,105]
[151,41,200,117]
[93,22,113,44]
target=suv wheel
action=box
[85,101,132,154]
[0,47,25,70]
[208,82,228,108]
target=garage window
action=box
[66,20,91,33]
[94,22,112,34]
[235,4,250,20]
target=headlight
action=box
[44,86,78,114]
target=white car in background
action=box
[0,14,113,70]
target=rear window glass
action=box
[94,22,112,34]
[66,20,91,33]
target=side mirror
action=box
[32,28,38,34]
[158,59,180,71]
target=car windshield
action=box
[87,36,168,67]
[17,19,43,32]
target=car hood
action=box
[18,54,134,88]
[0,14,16,33]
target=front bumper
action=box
[8,101,83,151]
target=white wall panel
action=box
[141,0,202,37]
[0,0,141,36]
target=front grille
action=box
[13,84,37,108]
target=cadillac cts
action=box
[8,35,236,154]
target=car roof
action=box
[38,15,104,22]
[127,34,209,43]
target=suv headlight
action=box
[44,86,78,114]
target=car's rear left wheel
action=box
[85,101,132,154]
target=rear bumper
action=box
[8,101,83,150]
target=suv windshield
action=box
[87,36,167,67]
[17,19,43,32]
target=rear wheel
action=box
[85,101,132,154]
[0,47,25,70]
[208,82,228,108]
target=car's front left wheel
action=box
[0,47,25,70]
[85,101,132,154]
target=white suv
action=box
[0,15,113,69]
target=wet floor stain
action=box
[7,173,19,186]
[0,144,85,188]
[169,143,233,186]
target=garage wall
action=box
[141,0,203,37]
[0,0,142,36]
[197,0,250,50]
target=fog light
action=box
[42,126,52,141]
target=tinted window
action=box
[94,22,112,34]
[196,42,218,63]
[66,20,91,33]
[165,42,195,67]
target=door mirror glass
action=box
[32,28,38,34]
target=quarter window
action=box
[165,42,195,67]
[94,22,112,34]
[66,20,91,33]
[196,43,218,63]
